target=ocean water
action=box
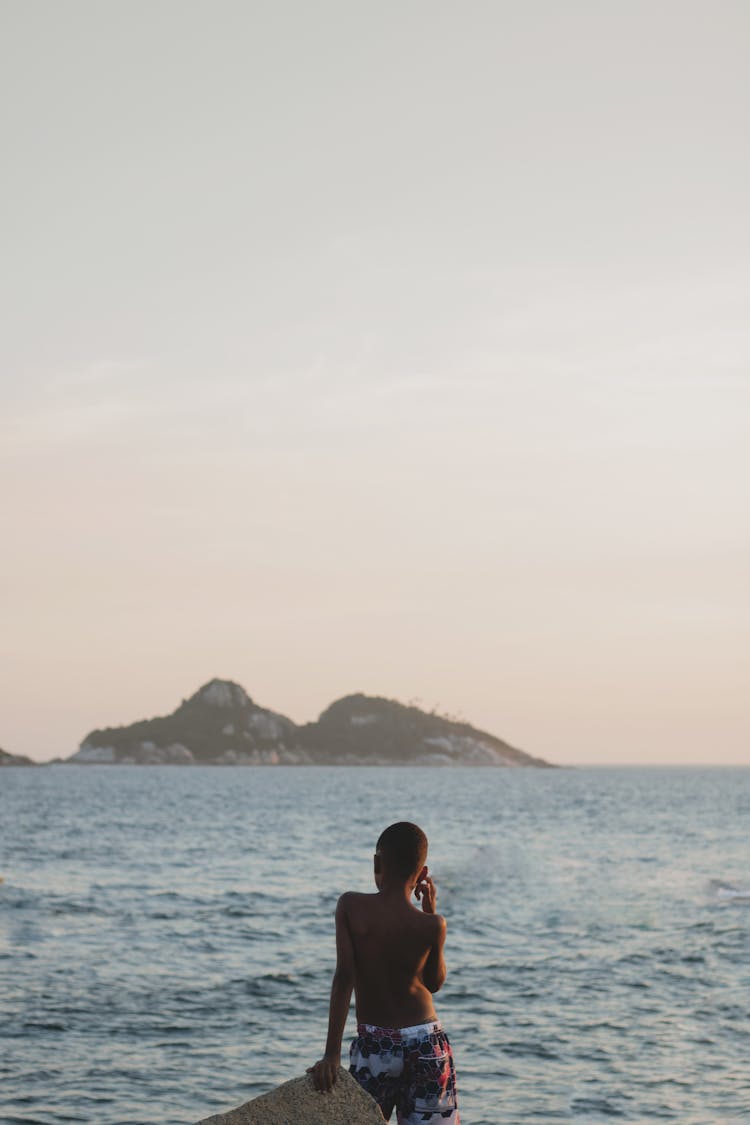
[1,765,748,1125]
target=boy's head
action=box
[374,821,428,887]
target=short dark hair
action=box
[376,822,428,877]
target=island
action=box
[64,678,553,767]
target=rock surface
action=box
[195,1069,384,1124]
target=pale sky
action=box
[2,2,748,766]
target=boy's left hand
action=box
[307,1055,340,1093]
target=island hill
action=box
[0,747,36,767]
[66,679,551,768]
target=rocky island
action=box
[65,678,552,767]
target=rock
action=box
[195,1068,384,1125]
[69,743,117,764]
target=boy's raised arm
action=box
[417,873,447,994]
[422,914,448,993]
[308,893,355,1093]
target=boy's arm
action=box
[417,873,447,994]
[422,914,448,993]
[308,894,355,1092]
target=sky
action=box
[1,1,748,766]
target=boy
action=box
[308,822,460,1123]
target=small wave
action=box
[708,879,750,902]
[570,1096,626,1116]
[503,1039,561,1060]
[3,1118,52,1125]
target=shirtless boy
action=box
[308,822,459,1123]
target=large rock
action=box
[195,1068,384,1124]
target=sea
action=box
[1,765,748,1125]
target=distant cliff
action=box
[0,747,36,767]
[66,678,552,767]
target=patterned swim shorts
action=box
[349,1020,460,1124]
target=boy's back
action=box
[341,890,446,1029]
[309,822,460,1124]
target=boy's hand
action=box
[307,1055,340,1093]
[415,872,437,914]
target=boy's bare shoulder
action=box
[409,908,446,948]
[336,890,374,913]
[426,911,447,936]
[337,893,445,939]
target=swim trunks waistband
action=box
[356,1020,443,1038]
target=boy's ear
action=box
[416,864,428,885]
[374,853,382,874]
